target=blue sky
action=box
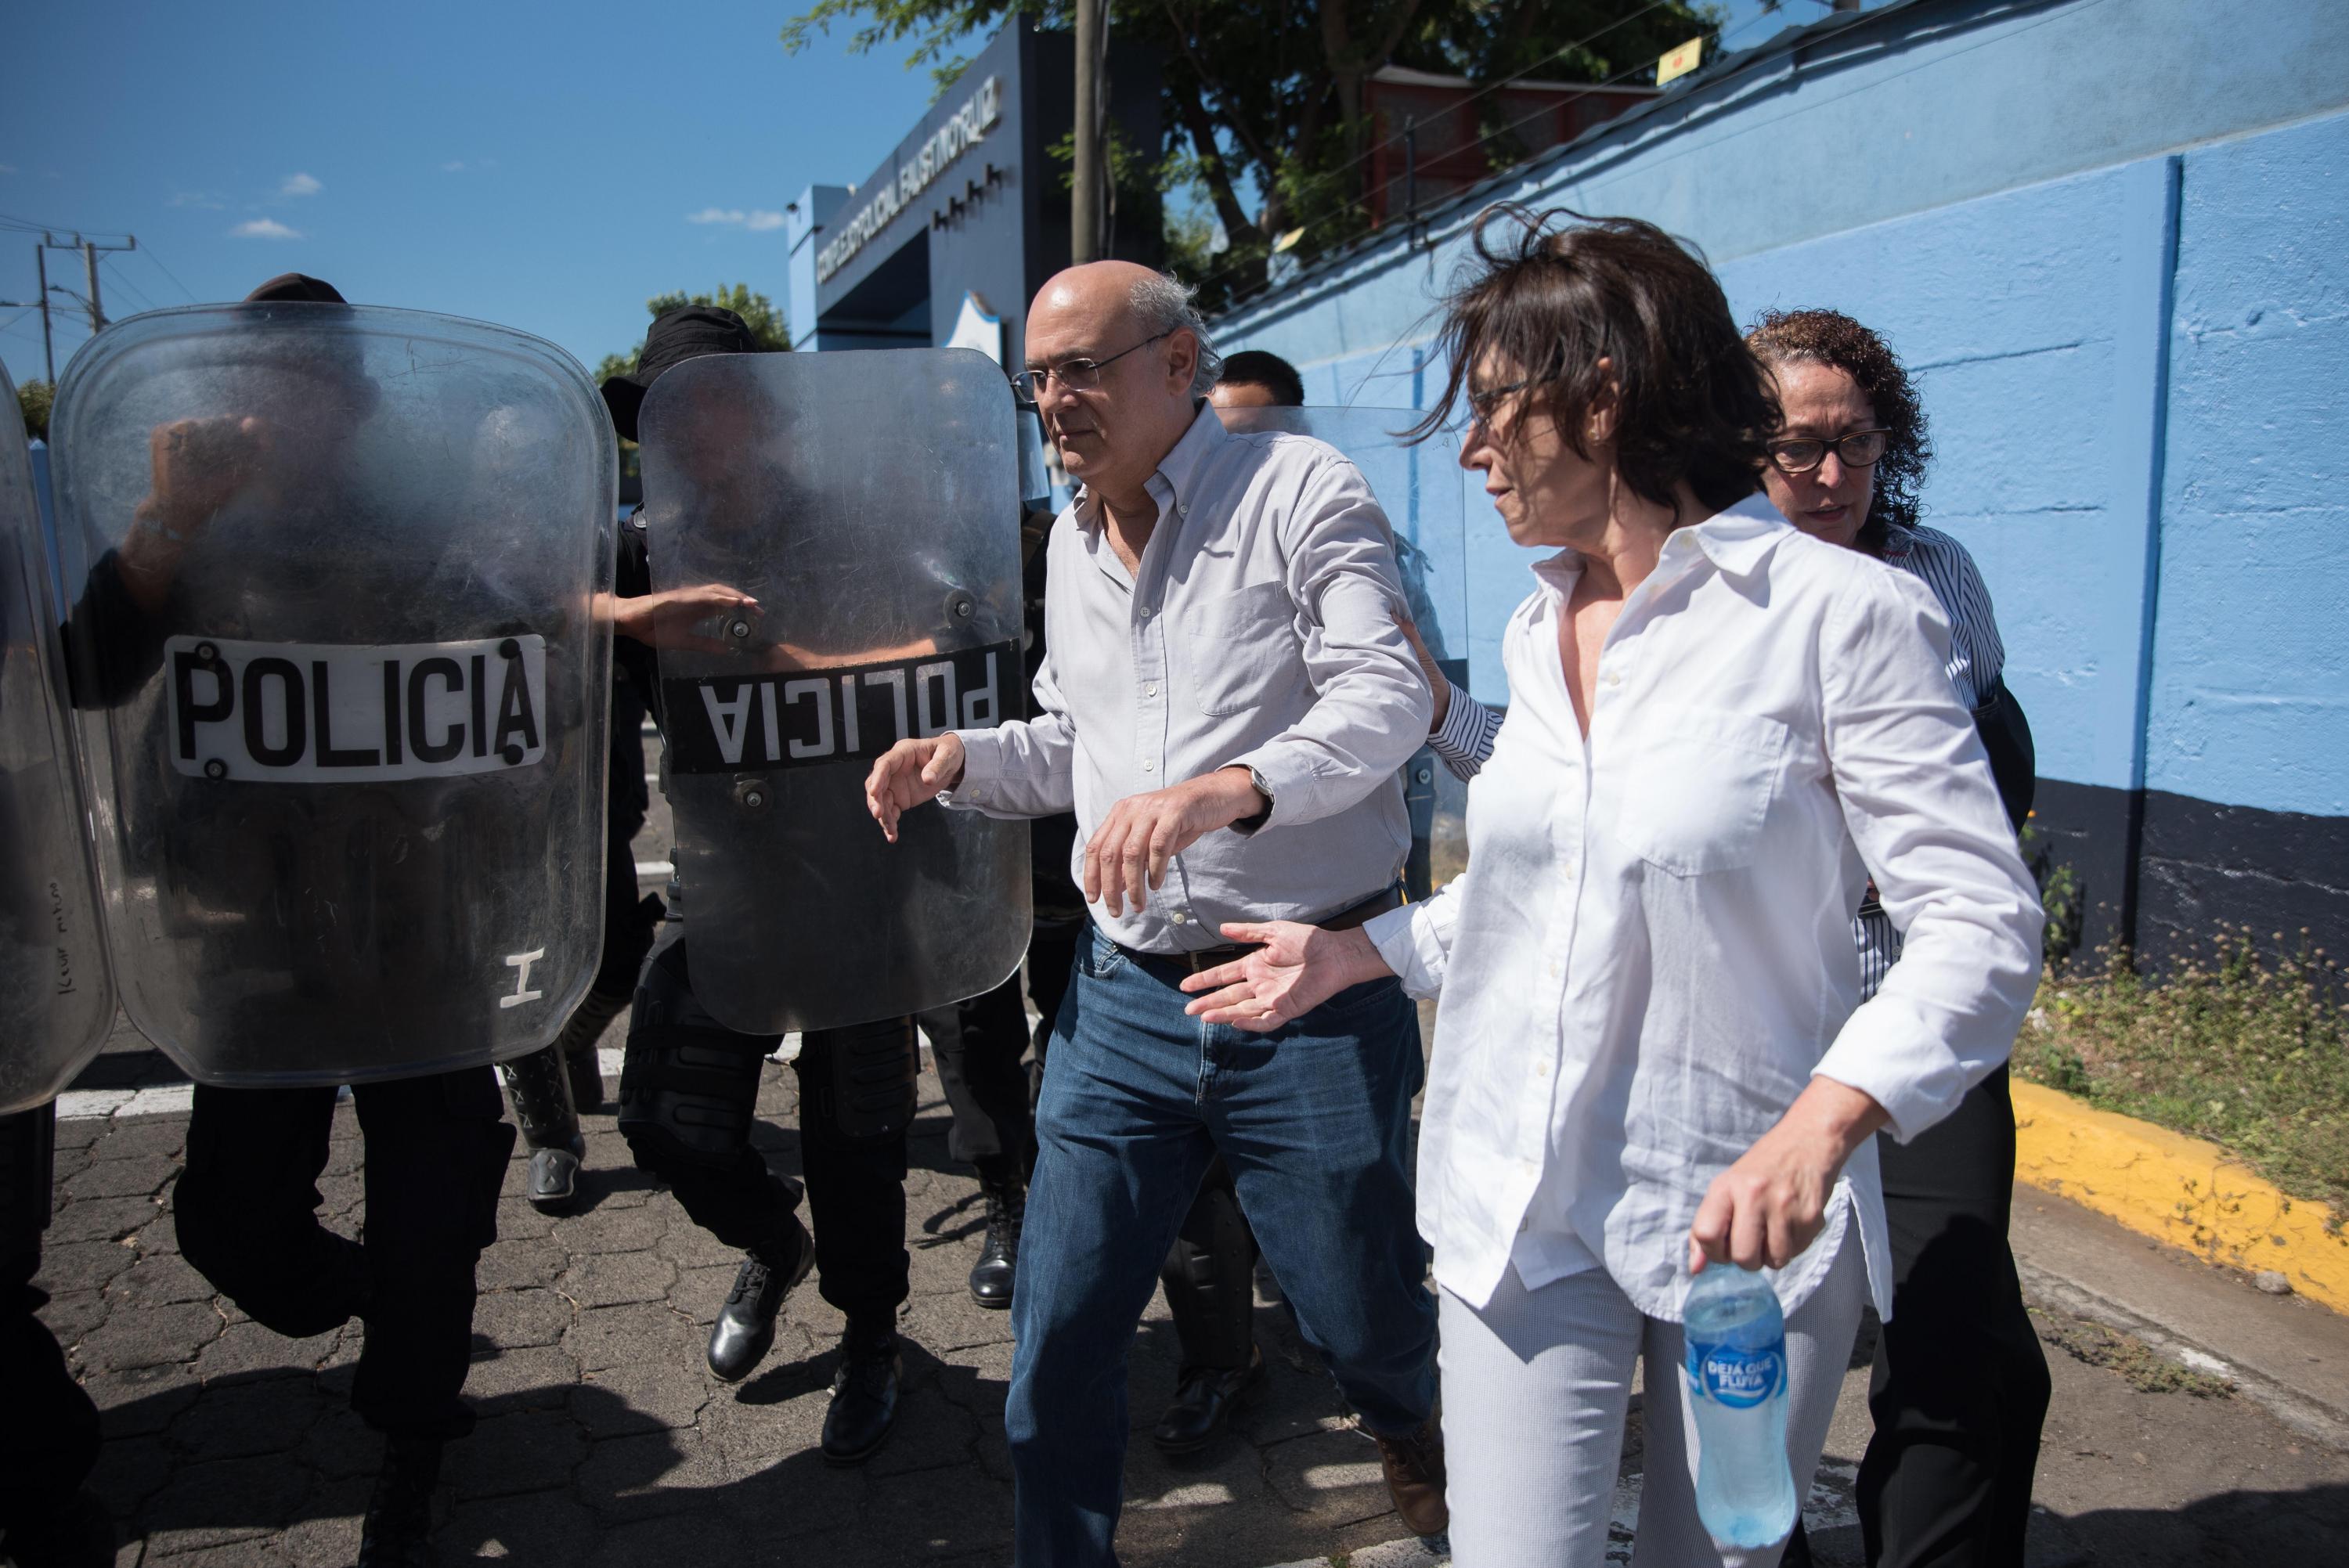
[0,0,979,389]
[1,0,1830,393]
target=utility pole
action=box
[0,243,57,382]
[36,246,53,382]
[16,233,139,370]
[1071,0,1108,264]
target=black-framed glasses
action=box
[1011,330,1173,402]
[1766,428,1890,475]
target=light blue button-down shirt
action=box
[945,403,1432,954]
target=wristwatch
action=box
[1242,765,1275,827]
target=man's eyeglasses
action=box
[1011,331,1173,402]
[1766,429,1890,475]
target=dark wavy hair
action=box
[1745,308,1932,553]
[1409,205,1777,517]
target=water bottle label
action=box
[1685,1338,1785,1410]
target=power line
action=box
[101,254,160,315]
[138,243,200,305]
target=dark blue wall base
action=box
[2029,778,2349,969]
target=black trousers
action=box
[918,972,1042,1177]
[619,935,915,1325]
[1788,1065,2051,1567]
[1,1104,101,1534]
[171,1069,515,1440]
[1859,1064,2050,1566]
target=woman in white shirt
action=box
[1179,208,2043,1566]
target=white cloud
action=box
[279,171,322,198]
[687,207,787,232]
[232,218,304,240]
[169,190,226,209]
[442,160,467,172]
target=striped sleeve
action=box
[1885,524,2005,709]
[1428,683,1503,780]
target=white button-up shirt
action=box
[947,403,1432,953]
[1365,496,2042,1321]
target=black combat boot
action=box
[1153,1346,1266,1455]
[821,1315,901,1466]
[705,1214,814,1383]
[355,1436,442,1568]
[965,1163,1023,1310]
[495,1045,583,1215]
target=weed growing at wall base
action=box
[2016,927,2349,1220]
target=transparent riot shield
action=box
[49,304,615,1087]
[638,349,1027,1034]
[0,361,116,1114]
[1217,406,1474,895]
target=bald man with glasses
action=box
[868,263,1445,1563]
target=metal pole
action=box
[1072,0,1106,264]
[34,242,54,383]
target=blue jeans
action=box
[1007,925,1438,1566]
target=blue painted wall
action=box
[1212,0,2349,834]
[2148,112,2349,820]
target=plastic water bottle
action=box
[1682,1263,1797,1548]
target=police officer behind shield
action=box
[62,274,560,1568]
[868,265,1448,1559]
[603,305,1038,1465]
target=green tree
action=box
[778,2,1715,307]
[17,378,52,443]
[598,282,792,381]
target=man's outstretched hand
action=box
[1081,767,1265,917]
[865,734,968,842]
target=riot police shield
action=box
[49,304,615,1087]
[0,360,116,1114]
[638,348,1027,1035]
[1216,406,1474,896]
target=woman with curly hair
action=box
[1177,209,2042,1566]
[1749,310,2051,1568]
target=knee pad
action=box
[803,1017,919,1141]
[619,941,774,1173]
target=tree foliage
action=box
[17,378,52,443]
[597,282,792,382]
[779,2,1716,307]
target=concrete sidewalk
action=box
[31,1029,2349,1567]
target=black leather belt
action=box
[1117,885,1403,975]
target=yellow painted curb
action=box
[2012,1080,2349,1314]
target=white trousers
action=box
[1438,1238,1866,1568]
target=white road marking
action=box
[58,1083,195,1120]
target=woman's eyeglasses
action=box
[1766,429,1889,475]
